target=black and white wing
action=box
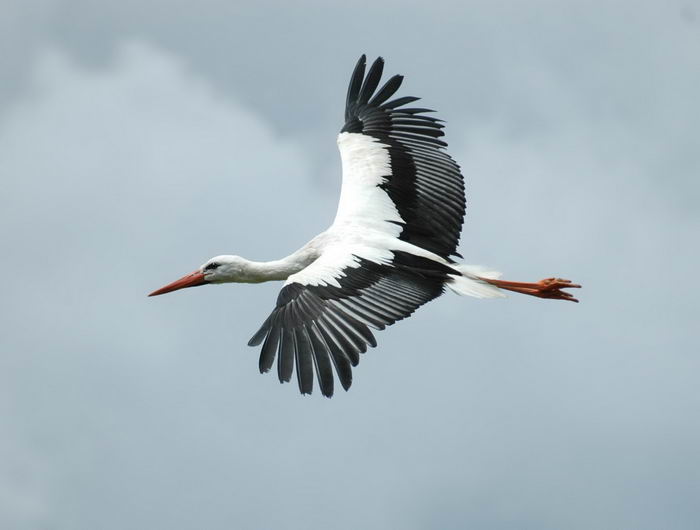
[249,55,467,396]
[248,250,454,397]
[334,54,466,261]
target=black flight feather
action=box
[368,74,403,107]
[345,55,366,121]
[357,56,384,105]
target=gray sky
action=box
[2,1,699,529]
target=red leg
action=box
[480,277,581,303]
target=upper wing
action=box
[248,248,453,397]
[333,55,466,261]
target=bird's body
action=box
[150,55,580,396]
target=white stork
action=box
[149,55,580,397]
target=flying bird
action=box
[149,55,580,397]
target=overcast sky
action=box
[2,1,699,529]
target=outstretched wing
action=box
[249,55,464,396]
[333,55,466,261]
[248,249,453,397]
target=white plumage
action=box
[334,132,403,235]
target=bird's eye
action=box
[204,262,220,271]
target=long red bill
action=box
[148,270,208,297]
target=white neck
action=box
[210,244,320,284]
[237,257,308,283]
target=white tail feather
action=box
[446,264,506,299]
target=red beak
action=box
[148,270,208,297]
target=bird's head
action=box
[148,255,247,296]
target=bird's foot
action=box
[481,277,581,303]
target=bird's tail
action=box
[446,264,507,299]
[447,264,582,302]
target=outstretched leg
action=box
[480,277,581,303]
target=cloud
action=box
[0,40,321,530]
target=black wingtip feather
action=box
[345,55,367,121]
[368,74,403,107]
[248,316,271,346]
[258,323,279,374]
[357,56,384,105]
[380,96,420,110]
[307,324,335,398]
[294,327,314,395]
[316,323,353,391]
[278,313,295,383]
